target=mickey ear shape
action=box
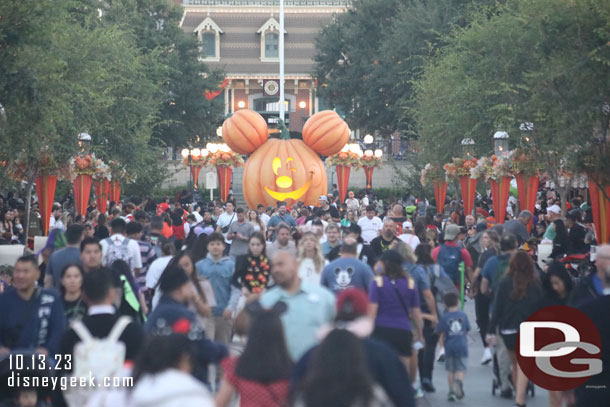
[302,110,350,156]
[222,109,269,155]
[272,301,288,315]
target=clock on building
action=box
[263,80,279,96]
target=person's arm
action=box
[487,279,506,340]
[215,379,236,407]
[45,294,67,356]
[410,306,423,343]
[421,289,438,325]
[368,279,379,319]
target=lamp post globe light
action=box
[493,129,509,157]
[363,134,374,144]
[77,132,92,154]
[374,149,383,158]
[519,122,534,146]
[460,137,475,157]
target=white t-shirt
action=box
[192,211,203,223]
[298,258,321,285]
[345,198,360,211]
[358,216,383,244]
[100,234,143,271]
[49,216,64,231]
[362,196,370,206]
[216,211,237,244]
[260,213,271,227]
[146,256,173,309]
[398,233,421,251]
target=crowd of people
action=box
[0,185,608,407]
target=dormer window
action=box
[257,17,286,62]
[194,17,223,61]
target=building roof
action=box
[181,8,342,77]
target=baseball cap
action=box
[402,221,413,230]
[318,195,328,202]
[547,205,561,215]
[444,224,460,240]
[337,288,369,317]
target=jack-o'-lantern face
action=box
[264,156,313,201]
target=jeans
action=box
[418,320,439,382]
[475,293,491,345]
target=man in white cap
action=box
[543,204,562,241]
[398,220,420,251]
[318,195,340,222]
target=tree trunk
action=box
[557,186,569,216]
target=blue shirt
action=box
[260,281,335,361]
[436,310,470,358]
[196,255,235,316]
[592,274,604,296]
[267,214,296,240]
[320,257,374,295]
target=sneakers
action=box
[500,388,514,399]
[421,378,436,393]
[413,386,425,399]
[481,347,493,365]
[448,392,458,402]
[436,347,445,363]
[454,379,465,399]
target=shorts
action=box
[372,326,413,357]
[445,356,467,373]
[501,333,518,351]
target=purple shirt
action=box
[369,275,420,331]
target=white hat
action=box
[547,205,561,215]
[402,221,413,230]
[318,195,328,202]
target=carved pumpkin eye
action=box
[272,157,296,188]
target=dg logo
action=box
[517,305,602,391]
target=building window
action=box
[265,33,279,59]
[255,97,290,113]
[202,32,216,58]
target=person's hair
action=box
[189,233,209,262]
[394,241,417,264]
[297,232,325,272]
[97,213,107,227]
[443,292,459,308]
[500,233,518,252]
[150,216,164,231]
[299,329,374,407]
[132,334,195,387]
[170,209,183,226]
[235,309,292,383]
[60,264,84,296]
[162,212,172,227]
[159,265,189,293]
[235,207,245,214]
[380,250,406,279]
[65,224,84,245]
[52,203,62,212]
[80,236,101,253]
[518,210,533,221]
[506,251,539,300]
[111,208,122,217]
[167,251,206,303]
[186,214,196,223]
[207,232,225,246]
[366,205,376,213]
[109,218,126,234]
[340,239,358,255]
[257,204,264,209]
[15,255,38,270]
[277,201,287,208]
[276,222,291,234]
[134,209,147,222]
[414,243,434,265]
[82,267,114,304]
[543,261,574,300]
[161,241,176,257]
[125,221,143,236]
[247,232,267,257]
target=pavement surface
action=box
[416,298,549,407]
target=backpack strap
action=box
[71,320,94,343]
[121,237,130,246]
[108,316,132,342]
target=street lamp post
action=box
[519,122,534,147]
[78,132,92,155]
[493,129,510,157]
[461,138,475,157]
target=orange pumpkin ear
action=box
[302,110,350,156]
[222,109,269,155]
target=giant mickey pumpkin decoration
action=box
[222,110,350,208]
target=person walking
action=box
[215,303,292,407]
[296,232,325,286]
[487,251,543,407]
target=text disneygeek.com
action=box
[7,372,133,391]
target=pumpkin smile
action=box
[264,173,313,201]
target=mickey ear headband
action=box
[246,300,288,317]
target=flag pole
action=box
[279,0,285,124]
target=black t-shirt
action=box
[369,236,400,267]
[62,297,88,324]
[321,205,340,219]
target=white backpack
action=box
[63,316,132,407]
[103,237,133,268]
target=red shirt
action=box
[156,202,170,215]
[431,241,473,267]
[221,357,290,407]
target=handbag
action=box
[221,213,236,233]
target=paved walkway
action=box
[416,299,549,407]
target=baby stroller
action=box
[491,349,535,398]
